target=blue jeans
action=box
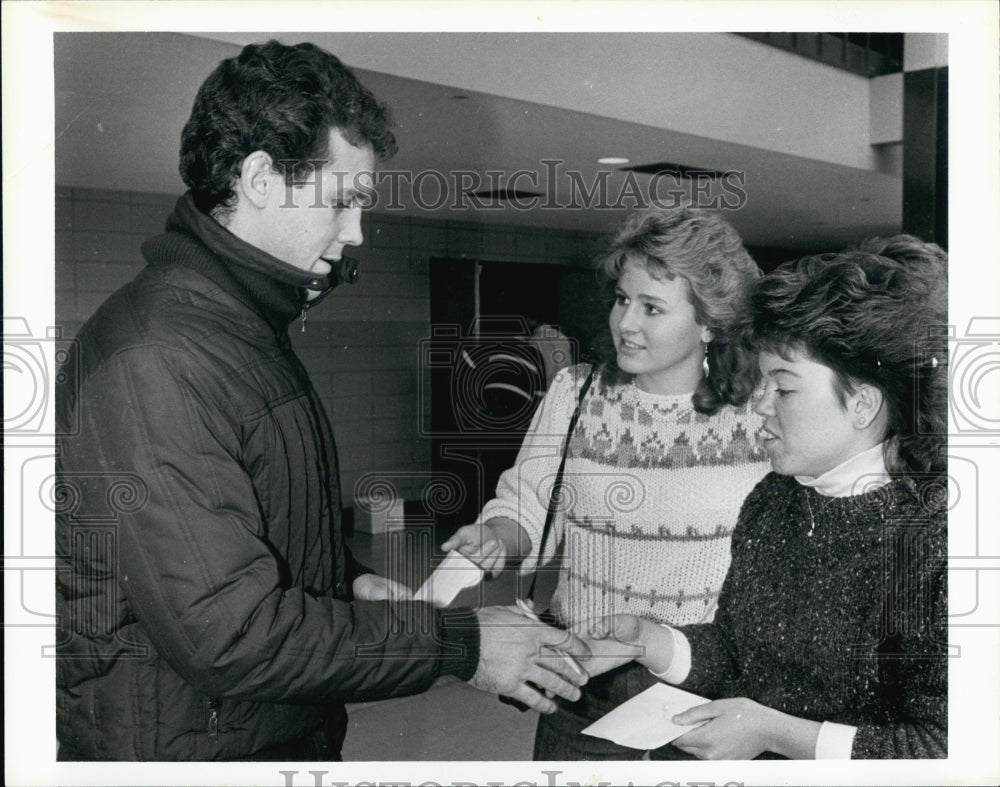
[532,668,697,761]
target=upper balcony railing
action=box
[738,33,904,77]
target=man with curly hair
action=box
[55,40,587,761]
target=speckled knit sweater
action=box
[634,471,947,759]
[477,363,770,628]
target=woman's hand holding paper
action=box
[671,697,821,760]
[441,517,527,578]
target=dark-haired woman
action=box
[443,206,770,759]
[587,235,948,759]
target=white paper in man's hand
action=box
[413,550,484,607]
[581,683,709,750]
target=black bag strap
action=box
[523,365,597,604]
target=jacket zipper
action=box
[207,697,220,740]
[300,304,309,333]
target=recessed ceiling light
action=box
[598,156,630,165]
[451,94,469,100]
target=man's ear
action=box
[238,151,277,209]
[852,383,885,431]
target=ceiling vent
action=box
[619,161,735,179]
[467,187,544,200]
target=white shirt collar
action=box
[795,443,891,498]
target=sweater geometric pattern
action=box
[478,364,770,628]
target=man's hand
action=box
[441,519,522,578]
[352,574,414,601]
[469,605,590,714]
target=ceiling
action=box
[54,31,906,251]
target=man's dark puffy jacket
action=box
[55,194,479,760]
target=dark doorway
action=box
[427,258,594,533]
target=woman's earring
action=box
[702,343,710,378]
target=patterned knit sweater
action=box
[477,363,770,628]
[620,471,948,759]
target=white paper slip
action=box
[413,550,485,607]
[581,683,710,750]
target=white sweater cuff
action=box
[649,625,691,684]
[814,721,857,759]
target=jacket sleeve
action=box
[850,515,948,759]
[475,364,590,572]
[67,344,478,704]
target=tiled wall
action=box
[54,186,603,508]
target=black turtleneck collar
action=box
[140,192,336,333]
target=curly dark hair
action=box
[746,234,948,478]
[179,40,397,217]
[592,205,762,415]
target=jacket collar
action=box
[140,192,336,333]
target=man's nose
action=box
[336,207,364,248]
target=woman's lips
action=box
[618,338,644,352]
